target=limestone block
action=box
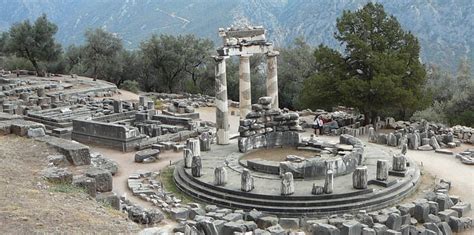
[183,148,193,168]
[324,170,334,194]
[135,149,160,163]
[186,138,201,157]
[191,155,202,177]
[376,160,389,181]
[222,221,246,234]
[436,194,454,211]
[223,212,243,222]
[438,209,459,222]
[451,202,471,217]
[257,216,279,229]
[73,175,96,197]
[197,217,219,235]
[314,223,340,235]
[362,227,376,235]
[170,207,190,220]
[311,184,324,195]
[387,133,398,146]
[85,167,113,192]
[353,166,368,189]
[437,221,452,235]
[414,201,430,223]
[386,213,402,231]
[392,154,407,172]
[423,222,442,235]
[368,127,376,143]
[96,192,120,210]
[266,224,285,235]
[278,217,299,230]
[281,172,295,195]
[341,220,362,235]
[214,166,227,186]
[199,132,212,151]
[42,167,73,184]
[241,169,254,192]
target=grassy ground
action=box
[0,135,139,234]
[160,165,194,204]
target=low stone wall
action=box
[152,114,195,130]
[278,134,363,179]
[238,131,300,153]
[72,119,145,152]
[246,159,280,175]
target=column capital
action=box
[212,55,228,62]
[267,51,280,57]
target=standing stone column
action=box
[368,127,376,143]
[214,56,230,145]
[266,51,279,109]
[353,166,368,189]
[376,160,389,181]
[199,132,212,151]
[183,148,193,168]
[186,138,201,158]
[146,100,154,110]
[239,55,251,119]
[324,170,334,194]
[392,154,407,171]
[113,100,122,113]
[214,166,227,186]
[281,172,295,195]
[139,96,146,106]
[241,169,254,192]
[191,156,202,177]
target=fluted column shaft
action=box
[239,55,251,119]
[266,52,279,109]
[215,56,229,145]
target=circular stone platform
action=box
[174,136,420,217]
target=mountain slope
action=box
[0,0,472,71]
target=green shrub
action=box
[120,80,140,93]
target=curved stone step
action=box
[174,163,419,215]
[174,165,419,216]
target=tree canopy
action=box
[83,28,124,82]
[301,3,427,123]
[5,14,62,76]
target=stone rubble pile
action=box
[370,119,473,162]
[455,149,474,165]
[238,96,302,153]
[169,178,472,235]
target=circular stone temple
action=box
[174,114,420,217]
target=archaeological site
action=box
[0,1,473,235]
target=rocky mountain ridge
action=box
[0,0,472,71]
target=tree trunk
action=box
[30,59,44,77]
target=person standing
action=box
[313,115,324,135]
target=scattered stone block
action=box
[386,213,402,230]
[42,167,73,184]
[96,192,120,210]
[222,221,246,235]
[438,209,459,222]
[135,149,160,163]
[85,167,113,192]
[341,220,362,235]
[314,223,340,235]
[266,224,285,235]
[414,201,430,223]
[278,217,299,230]
[451,202,471,217]
[72,175,96,197]
[170,207,190,220]
[257,216,279,229]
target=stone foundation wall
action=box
[72,119,145,151]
